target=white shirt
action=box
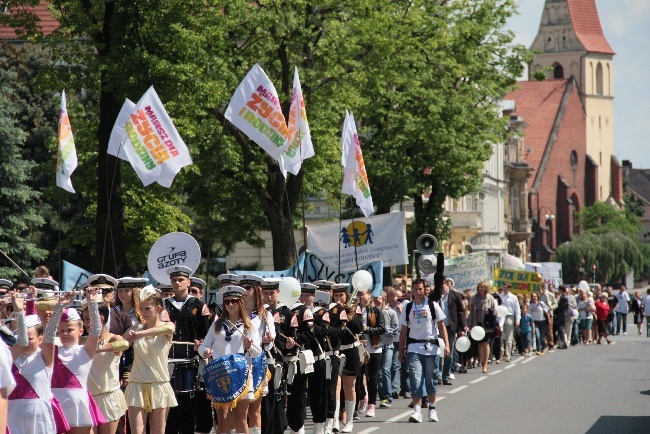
[499,292,521,323]
[643,295,650,316]
[199,318,262,360]
[0,343,15,394]
[577,299,594,320]
[441,291,450,326]
[615,292,630,313]
[399,297,446,356]
[529,301,549,322]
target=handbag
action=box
[357,341,370,366]
[493,323,502,338]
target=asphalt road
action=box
[311,319,650,434]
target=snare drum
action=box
[168,359,198,394]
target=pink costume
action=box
[51,346,106,427]
[8,349,69,434]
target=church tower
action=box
[529,0,615,202]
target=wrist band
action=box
[154,324,173,336]
[110,340,130,352]
[88,300,103,338]
[44,303,65,344]
[15,311,28,347]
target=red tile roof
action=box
[0,1,59,39]
[503,79,569,187]
[567,0,615,55]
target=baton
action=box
[225,319,261,353]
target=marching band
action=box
[0,264,380,434]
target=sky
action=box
[505,0,650,168]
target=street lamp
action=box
[538,206,555,262]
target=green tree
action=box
[580,201,641,239]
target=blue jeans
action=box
[616,312,628,334]
[407,352,439,398]
[520,331,531,350]
[391,342,401,394]
[378,344,394,400]
[534,320,547,351]
[442,334,456,381]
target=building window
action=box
[590,63,594,94]
[570,151,578,169]
[596,62,604,95]
[553,64,564,79]
[607,63,611,95]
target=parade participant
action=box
[333,283,364,433]
[124,286,177,434]
[83,299,129,434]
[539,284,558,350]
[498,283,521,362]
[199,285,260,434]
[298,282,330,434]
[239,275,275,434]
[159,284,175,300]
[0,336,14,434]
[356,287,385,418]
[468,282,499,373]
[50,288,106,433]
[595,293,613,344]
[260,278,297,434]
[215,274,240,316]
[115,277,147,327]
[8,293,66,434]
[164,266,210,434]
[31,278,61,328]
[399,278,450,423]
[376,290,399,408]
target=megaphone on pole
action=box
[415,234,438,274]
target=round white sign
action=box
[147,232,201,285]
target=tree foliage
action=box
[580,201,641,239]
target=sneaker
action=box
[401,391,412,399]
[428,408,438,422]
[624,332,627,335]
[353,411,360,421]
[340,421,353,433]
[358,396,368,413]
[448,373,455,380]
[442,380,452,386]
[366,404,375,417]
[409,411,422,423]
[380,399,392,408]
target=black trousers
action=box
[326,356,341,419]
[287,371,308,431]
[165,394,195,434]
[307,359,329,423]
[194,387,213,433]
[262,363,288,434]
[356,353,381,405]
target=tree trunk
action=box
[95,84,125,275]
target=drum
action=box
[168,359,198,394]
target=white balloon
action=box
[471,326,486,341]
[278,277,301,307]
[351,270,373,291]
[455,336,471,353]
[578,280,589,292]
[496,305,510,318]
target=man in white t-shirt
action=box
[398,279,449,423]
[614,286,630,335]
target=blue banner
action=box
[62,260,93,291]
[203,353,249,407]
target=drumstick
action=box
[224,319,261,353]
[171,341,197,346]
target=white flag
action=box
[341,112,374,217]
[107,99,136,161]
[282,67,314,176]
[225,64,290,160]
[56,90,78,193]
[120,86,193,188]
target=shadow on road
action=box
[586,416,650,433]
[641,390,650,396]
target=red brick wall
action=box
[611,157,623,205]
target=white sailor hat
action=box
[190,277,207,290]
[300,283,317,294]
[82,274,118,290]
[166,266,193,278]
[0,280,13,291]
[236,274,264,287]
[157,283,174,292]
[23,314,41,329]
[313,280,336,290]
[219,285,247,299]
[61,307,81,322]
[332,283,351,293]
[260,278,282,290]
[217,274,239,285]
[31,278,59,292]
[117,277,149,288]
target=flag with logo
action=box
[56,90,78,193]
[119,86,192,188]
[225,64,290,160]
[281,67,314,176]
[107,99,136,161]
[341,112,373,217]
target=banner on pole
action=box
[502,252,525,271]
[525,262,563,288]
[421,252,489,291]
[120,86,192,188]
[56,90,78,193]
[341,112,373,217]
[281,67,314,176]
[493,268,543,295]
[107,99,136,161]
[225,64,290,160]
[62,260,92,292]
[307,212,406,273]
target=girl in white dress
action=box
[199,285,260,434]
[49,289,106,434]
[124,286,177,434]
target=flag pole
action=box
[0,249,30,278]
[58,187,62,284]
[298,124,308,283]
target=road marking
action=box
[437,396,446,401]
[383,410,412,423]
[470,376,487,384]
[357,428,379,434]
[489,369,503,375]
[504,363,517,369]
[447,385,467,394]
[521,356,536,364]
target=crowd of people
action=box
[0,261,647,434]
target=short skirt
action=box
[92,389,128,422]
[125,382,177,413]
[341,346,361,377]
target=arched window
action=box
[553,63,564,79]
[590,63,594,93]
[596,62,603,95]
[607,64,611,95]
[570,151,578,169]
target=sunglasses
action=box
[223,299,240,306]
[242,285,255,291]
[190,289,199,295]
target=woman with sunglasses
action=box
[199,286,261,434]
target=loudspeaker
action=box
[417,254,437,274]
[415,234,438,255]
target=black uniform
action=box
[326,303,348,422]
[339,306,364,377]
[262,303,297,434]
[164,295,210,434]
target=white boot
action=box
[250,428,262,434]
[313,423,325,434]
[324,418,333,434]
[341,400,355,433]
[291,427,305,434]
[332,400,340,432]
